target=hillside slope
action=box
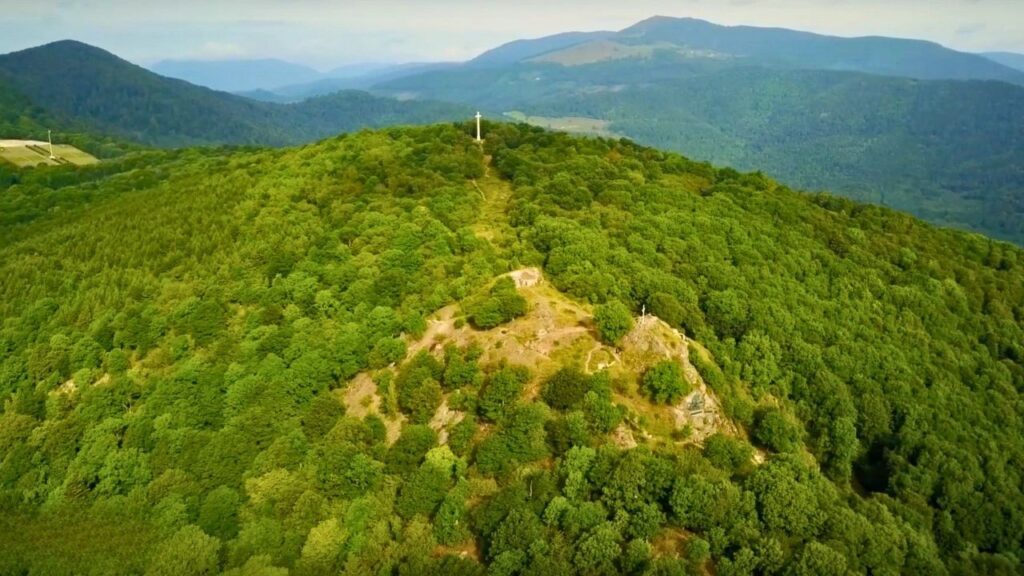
[0,41,472,147]
[470,31,615,66]
[0,124,1021,574]
[531,67,1024,243]
[0,76,135,159]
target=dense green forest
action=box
[0,78,135,160]
[529,67,1024,243]
[0,41,472,148]
[1,123,1022,575]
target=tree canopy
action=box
[0,122,1021,574]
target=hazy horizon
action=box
[1,0,1022,69]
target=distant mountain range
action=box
[240,62,460,103]
[983,51,1024,73]
[149,58,324,92]
[0,41,472,147]
[466,16,1024,84]
[150,57,456,98]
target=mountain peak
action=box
[621,15,715,32]
[7,39,119,59]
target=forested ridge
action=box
[1,123,1022,575]
[0,77,136,161]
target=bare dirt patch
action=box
[429,399,466,445]
[508,267,542,288]
[338,372,404,444]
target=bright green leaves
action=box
[641,360,691,405]
[593,301,634,346]
[465,277,528,330]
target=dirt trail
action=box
[471,155,515,249]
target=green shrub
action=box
[641,361,690,404]
[396,351,445,423]
[753,407,802,453]
[542,367,591,411]
[702,433,754,473]
[478,365,531,422]
[593,301,633,345]
[466,278,528,329]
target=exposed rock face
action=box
[507,267,542,288]
[341,268,738,450]
[619,314,734,443]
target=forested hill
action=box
[0,41,472,147]
[1,124,1022,575]
[379,48,1024,244]
[0,78,134,160]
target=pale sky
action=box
[0,0,1021,69]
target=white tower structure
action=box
[47,129,55,160]
[475,112,482,142]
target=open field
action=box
[528,40,655,66]
[0,139,98,167]
[50,144,99,165]
[503,111,619,138]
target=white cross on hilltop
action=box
[475,112,483,142]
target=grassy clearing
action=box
[503,111,618,138]
[0,140,98,167]
[51,144,99,165]
[0,145,58,167]
[470,155,516,249]
[529,40,654,66]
